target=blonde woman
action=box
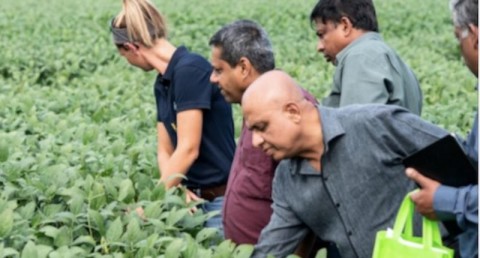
[110,0,235,234]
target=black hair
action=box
[310,0,379,32]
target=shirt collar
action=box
[161,46,188,81]
[318,105,346,152]
[289,105,345,175]
[335,32,382,66]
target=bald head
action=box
[241,70,304,110]
[241,70,322,161]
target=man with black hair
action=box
[310,0,423,115]
[209,20,317,249]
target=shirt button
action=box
[348,231,353,236]
[335,203,340,208]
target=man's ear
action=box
[339,16,354,36]
[238,57,253,78]
[469,24,478,51]
[284,102,301,123]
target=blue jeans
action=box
[200,196,224,239]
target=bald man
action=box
[242,71,450,258]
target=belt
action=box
[189,183,226,202]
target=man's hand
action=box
[405,168,441,220]
[186,189,202,213]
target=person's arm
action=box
[157,60,214,189]
[157,110,203,188]
[252,170,309,258]
[434,184,478,230]
[406,168,478,231]
[252,202,309,258]
[338,53,392,106]
[461,114,478,161]
[156,122,174,178]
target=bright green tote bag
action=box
[372,192,454,258]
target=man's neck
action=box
[300,106,324,172]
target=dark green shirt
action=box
[322,32,423,115]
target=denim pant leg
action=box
[201,196,225,239]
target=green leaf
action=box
[138,189,152,201]
[1,247,19,257]
[112,253,125,258]
[21,241,52,258]
[135,233,158,249]
[124,126,136,146]
[117,178,135,203]
[314,248,327,258]
[0,208,14,237]
[21,241,37,258]
[196,249,214,258]
[72,235,96,246]
[165,239,184,258]
[147,218,166,231]
[122,217,146,244]
[88,209,106,236]
[182,234,199,258]
[39,225,59,239]
[54,226,73,247]
[106,217,123,243]
[233,244,254,258]
[54,211,76,224]
[143,201,162,218]
[35,245,53,258]
[69,195,84,215]
[0,142,9,162]
[89,182,107,210]
[17,201,36,220]
[164,195,186,207]
[135,234,158,257]
[166,208,189,227]
[181,212,208,230]
[134,173,154,190]
[195,228,219,243]
[103,178,118,200]
[151,184,166,201]
[42,204,63,218]
[212,240,236,258]
[48,246,86,258]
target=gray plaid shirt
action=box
[253,104,448,258]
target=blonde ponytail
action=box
[112,0,167,48]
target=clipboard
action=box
[402,134,478,187]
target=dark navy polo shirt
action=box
[154,46,235,188]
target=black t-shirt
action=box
[154,46,235,188]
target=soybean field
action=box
[0,0,477,257]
